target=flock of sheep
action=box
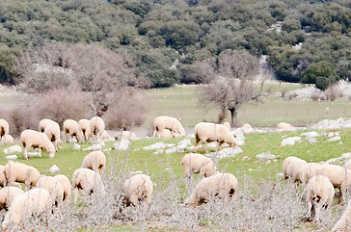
[283,155,351,231]
[0,115,242,231]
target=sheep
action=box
[0,165,7,187]
[81,150,106,174]
[72,168,104,203]
[43,122,63,150]
[78,118,91,142]
[0,187,24,211]
[63,119,83,143]
[152,116,186,138]
[53,174,71,203]
[159,129,173,139]
[0,119,9,140]
[187,172,238,207]
[223,122,231,129]
[332,198,351,231]
[180,153,216,178]
[2,188,52,232]
[4,162,40,189]
[20,129,56,159]
[193,122,237,153]
[2,134,14,145]
[344,159,351,170]
[305,175,335,222]
[89,116,105,143]
[38,118,56,132]
[36,176,64,208]
[302,162,327,185]
[123,174,153,206]
[282,156,308,184]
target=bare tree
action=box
[200,49,269,126]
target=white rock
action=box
[143,142,167,151]
[300,131,320,138]
[207,147,243,159]
[3,145,22,154]
[328,136,341,142]
[49,165,60,173]
[5,155,17,160]
[256,152,277,160]
[73,143,81,150]
[307,137,317,144]
[83,142,105,151]
[114,138,131,150]
[281,137,302,146]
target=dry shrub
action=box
[33,85,94,126]
[325,84,343,101]
[103,90,146,130]
[5,106,38,137]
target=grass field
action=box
[0,83,350,231]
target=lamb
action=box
[63,119,83,143]
[123,174,153,206]
[305,175,335,222]
[181,153,216,178]
[43,121,63,150]
[282,156,308,184]
[2,188,52,232]
[152,116,186,138]
[4,162,40,189]
[20,129,56,159]
[0,119,9,141]
[81,150,106,174]
[53,174,71,203]
[187,172,238,207]
[36,176,64,208]
[78,118,91,142]
[0,186,24,211]
[332,199,351,231]
[72,168,104,203]
[193,122,237,153]
[89,116,105,143]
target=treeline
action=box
[0,0,351,88]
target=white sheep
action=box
[0,186,24,211]
[305,175,335,222]
[181,153,216,178]
[43,121,63,150]
[302,162,327,185]
[0,165,7,187]
[0,118,9,141]
[36,176,64,208]
[53,174,71,203]
[332,198,351,231]
[2,187,52,232]
[63,119,83,143]
[159,129,173,139]
[89,116,105,143]
[72,168,104,203]
[344,159,351,170]
[78,118,91,142]
[152,116,186,138]
[4,162,40,189]
[20,129,56,159]
[282,156,308,184]
[38,118,56,132]
[2,134,14,145]
[81,150,106,174]
[123,174,153,206]
[187,172,238,207]
[193,122,237,153]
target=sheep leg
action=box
[193,137,199,153]
[24,148,29,160]
[38,147,42,158]
[202,141,209,153]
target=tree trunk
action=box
[229,108,238,127]
[218,106,226,123]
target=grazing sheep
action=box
[39,118,57,132]
[0,165,7,187]
[159,129,173,139]
[181,153,216,178]
[305,175,335,222]
[2,134,14,145]
[152,116,186,138]
[344,159,351,170]
[193,122,237,153]
[53,174,71,203]
[89,116,105,143]
[282,156,308,184]
[81,150,106,174]
[302,162,327,185]
[123,174,153,206]
[72,168,103,203]
[20,129,56,159]
[187,172,238,207]
[2,188,52,232]
[63,119,83,143]
[0,187,24,211]
[0,119,9,140]
[79,118,91,142]
[36,176,64,208]
[332,199,351,231]
[4,162,40,189]
[43,122,63,150]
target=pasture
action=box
[0,83,350,231]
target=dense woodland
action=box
[0,0,350,89]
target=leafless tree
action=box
[199,49,270,126]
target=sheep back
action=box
[78,119,91,142]
[152,116,185,137]
[333,199,351,231]
[4,162,40,188]
[0,119,9,138]
[72,168,103,203]
[123,174,153,206]
[282,156,307,183]
[81,150,106,173]
[181,153,216,178]
[36,176,64,208]
[53,174,71,202]
[20,129,56,159]
[0,186,24,211]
